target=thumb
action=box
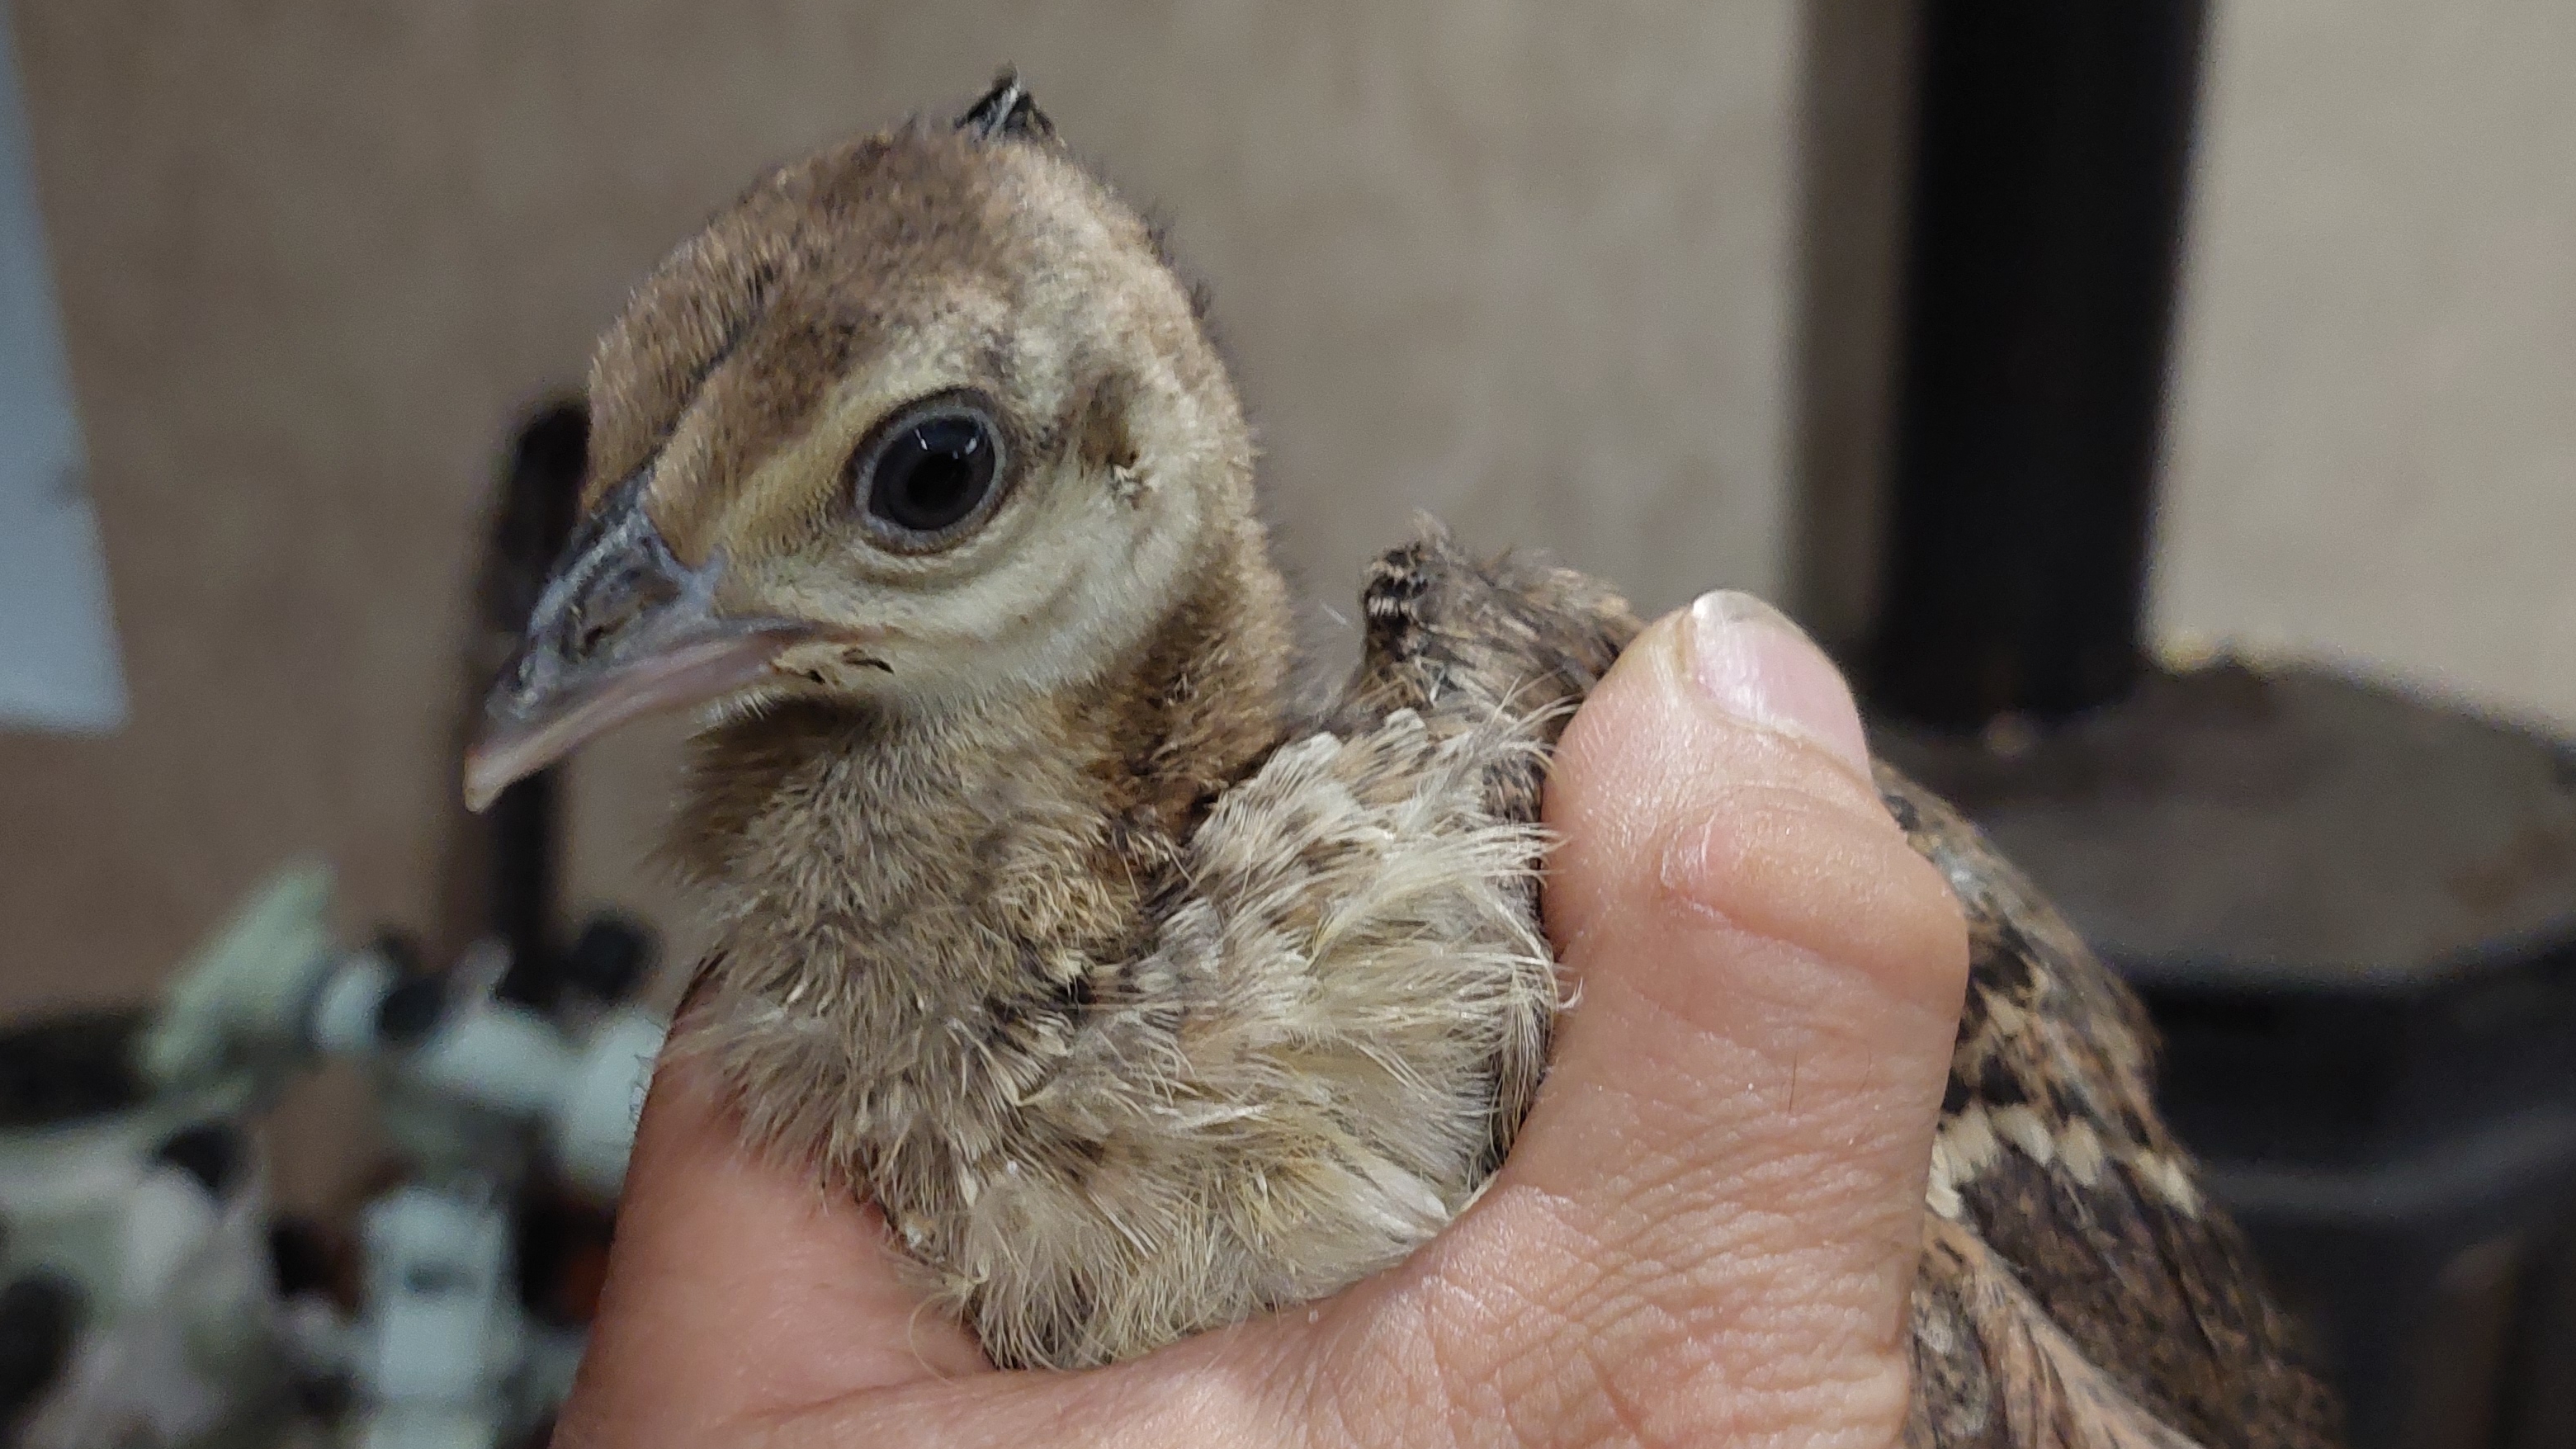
[1403,592,1969,1444]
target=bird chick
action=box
[468,75,1586,1371]
[469,77,2341,1447]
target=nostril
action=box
[570,599,636,658]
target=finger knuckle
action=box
[1656,778,1968,1004]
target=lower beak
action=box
[463,476,812,811]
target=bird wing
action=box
[1320,520,1636,884]
[1317,522,1638,1166]
[1884,776,2342,1449]
[1909,1215,2211,1449]
[1326,523,2341,1449]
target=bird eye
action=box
[855,401,1006,546]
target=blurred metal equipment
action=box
[2,859,663,1449]
[0,1012,286,1449]
[145,864,661,1449]
[1860,7,2576,1449]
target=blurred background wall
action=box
[0,0,2571,1199]
[2156,1,2576,727]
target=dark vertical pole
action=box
[480,402,588,999]
[1867,1,2209,729]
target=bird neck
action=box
[673,516,1296,1040]
[1066,513,1296,837]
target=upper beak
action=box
[463,475,813,811]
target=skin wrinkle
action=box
[1233,1318,1345,1433]
[1586,1245,1864,1424]
[1326,1326,1458,1449]
[822,1353,1280,1449]
[1653,779,1961,1014]
[1555,892,1946,1248]
[1576,1302,1699,1449]
[1411,1309,1495,1449]
[1622,1319,1884,1449]
[1413,1156,1893,1447]
[1269,1307,1393,1449]
[1541,951,1922,1241]
[1374,1188,1617,1442]
[1524,1101,1875,1291]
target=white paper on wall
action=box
[0,8,125,734]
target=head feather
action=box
[957,69,1054,142]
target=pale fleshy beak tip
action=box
[462,629,812,814]
[461,748,513,814]
[463,715,567,813]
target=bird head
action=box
[464,75,1254,810]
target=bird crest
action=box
[957,69,1053,142]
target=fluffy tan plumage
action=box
[469,75,2342,1446]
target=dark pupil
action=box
[870,415,995,533]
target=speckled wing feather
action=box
[1885,778,2342,1449]
[1320,524,1637,1163]
[1322,522,1635,872]
[1334,526,2342,1449]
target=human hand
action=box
[553,592,1970,1448]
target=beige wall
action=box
[2155,0,2576,731]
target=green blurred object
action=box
[142,862,342,1093]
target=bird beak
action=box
[463,474,812,812]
